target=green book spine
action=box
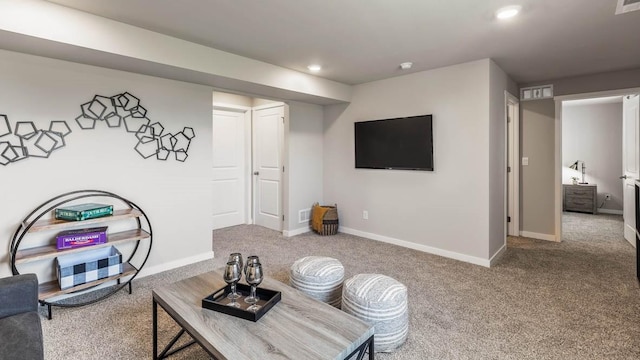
[55,206,113,221]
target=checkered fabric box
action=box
[56,246,123,290]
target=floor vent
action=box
[616,0,640,14]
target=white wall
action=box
[0,49,213,278]
[562,101,623,211]
[286,101,324,234]
[323,59,494,264]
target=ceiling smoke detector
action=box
[616,0,640,14]
[399,62,413,70]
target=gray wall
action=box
[521,99,556,236]
[286,101,324,232]
[562,101,623,211]
[323,59,494,263]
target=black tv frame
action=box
[354,114,433,171]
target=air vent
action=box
[616,0,640,14]
[299,208,311,224]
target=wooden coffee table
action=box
[152,269,374,359]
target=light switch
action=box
[522,157,529,166]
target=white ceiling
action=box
[47,0,640,85]
[563,96,623,107]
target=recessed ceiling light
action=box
[496,5,522,20]
[400,62,413,70]
[307,64,321,72]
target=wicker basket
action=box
[311,203,339,236]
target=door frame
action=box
[505,91,520,237]
[213,102,253,225]
[554,87,640,242]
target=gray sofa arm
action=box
[0,274,38,319]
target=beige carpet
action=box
[40,212,640,359]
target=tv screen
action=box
[355,114,433,171]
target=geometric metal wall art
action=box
[0,114,72,166]
[76,92,195,162]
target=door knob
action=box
[620,175,629,179]
[253,171,259,176]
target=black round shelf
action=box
[10,189,152,319]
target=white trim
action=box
[136,251,215,279]
[555,87,640,102]
[283,227,311,237]
[339,227,492,267]
[555,99,563,242]
[252,101,286,111]
[519,231,557,242]
[554,87,640,244]
[213,102,252,112]
[597,208,623,215]
[489,244,507,267]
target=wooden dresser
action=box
[563,184,597,214]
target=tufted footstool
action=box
[342,274,408,353]
[289,256,344,308]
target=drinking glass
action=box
[244,262,263,311]
[244,255,260,278]
[223,261,241,307]
[227,253,243,299]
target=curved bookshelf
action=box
[10,189,153,319]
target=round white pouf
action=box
[342,274,408,353]
[289,256,344,308]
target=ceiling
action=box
[47,0,640,85]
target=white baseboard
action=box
[489,244,507,266]
[283,227,311,237]
[519,231,557,242]
[339,227,491,267]
[136,251,215,279]
[597,208,623,215]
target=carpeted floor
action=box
[40,212,640,359]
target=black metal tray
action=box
[202,283,281,322]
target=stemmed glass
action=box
[244,255,260,278]
[244,262,263,312]
[223,261,241,308]
[227,253,243,299]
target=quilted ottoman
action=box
[289,256,344,308]
[342,274,408,353]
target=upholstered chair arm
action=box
[0,274,38,319]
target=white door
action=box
[622,94,640,246]
[253,105,284,231]
[507,101,516,236]
[212,108,248,229]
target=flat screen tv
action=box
[355,114,433,171]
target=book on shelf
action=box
[56,226,108,250]
[55,203,113,221]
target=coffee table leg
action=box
[153,299,158,360]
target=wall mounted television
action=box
[354,114,433,171]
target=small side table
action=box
[563,184,597,214]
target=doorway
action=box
[212,92,286,232]
[555,88,640,247]
[506,92,520,237]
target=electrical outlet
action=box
[362,210,369,220]
[605,194,611,200]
